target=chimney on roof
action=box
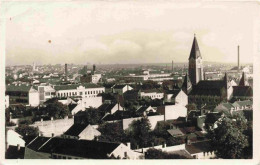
[127,142,131,149]
[238,45,240,73]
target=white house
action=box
[5,95,9,109]
[71,96,103,115]
[164,89,188,107]
[157,104,187,121]
[112,84,133,94]
[54,83,105,99]
[38,86,56,104]
[7,129,25,148]
[139,89,164,100]
[28,86,40,107]
[136,106,156,116]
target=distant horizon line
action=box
[6,61,253,67]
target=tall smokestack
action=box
[93,64,96,74]
[65,63,68,81]
[238,45,240,73]
[172,60,174,73]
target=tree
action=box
[145,148,191,159]
[84,107,102,125]
[98,122,127,143]
[208,115,249,159]
[46,100,70,119]
[15,125,39,137]
[186,103,197,111]
[126,117,152,148]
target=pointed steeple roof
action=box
[182,73,192,94]
[189,34,202,60]
[239,72,247,86]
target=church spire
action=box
[239,72,247,86]
[189,35,202,60]
[182,72,192,94]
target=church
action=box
[186,35,248,109]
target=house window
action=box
[79,92,82,95]
[124,152,127,158]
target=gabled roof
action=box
[233,86,253,97]
[189,35,202,60]
[26,136,121,159]
[189,80,226,96]
[102,111,134,121]
[6,84,32,92]
[167,129,185,137]
[181,73,192,94]
[52,139,120,159]
[98,103,117,114]
[233,100,252,107]
[64,124,88,136]
[112,84,128,89]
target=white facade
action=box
[71,96,103,115]
[157,105,187,121]
[78,125,101,140]
[139,90,164,100]
[7,129,25,148]
[91,74,102,84]
[113,85,133,94]
[56,85,105,98]
[110,143,142,159]
[5,95,9,109]
[28,87,40,107]
[175,90,188,106]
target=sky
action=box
[2,1,259,66]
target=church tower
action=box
[188,34,204,85]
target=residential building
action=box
[164,89,188,107]
[157,104,187,121]
[25,137,140,159]
[54,83,105,99]
[62,124,101,140]
[138,89,164,100]
[112,84,133,94]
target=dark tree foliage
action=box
[98,122,127,143]
[15,125,39,137]
[208,113,249,159]
[84,107,102,125]
[145,148,191,159]
[45,100,70,119]
[126,117,153,148]
[186,103,197,111]
[141,81,160,90]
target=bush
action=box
[6,121,16,127]
[15,125,39,137]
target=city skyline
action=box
[4,1,258,66]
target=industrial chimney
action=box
[65,63,68,81]
[172,60,174,73]
[237,45,240,73]
[93,64,96,74]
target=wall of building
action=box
[29,91,40,107]
[31,118,74,137]
[175,90,188,107]
[111,143,142,159]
